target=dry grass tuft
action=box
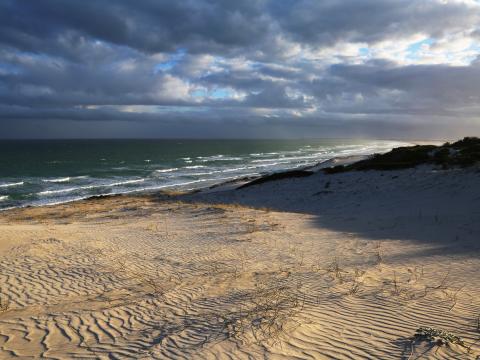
[0,295,10,313]
[325,257,345,283]
[347,268,364,295]
[408,327,471,359]
[216,277,305,345]
[374,242,383,265]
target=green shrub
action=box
[324,137,480,173]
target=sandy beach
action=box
[3,0,480,357]
[0,161,479,359]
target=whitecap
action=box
[108,179,145,187]
[38,178,145,196]
[155,168,178,173]
[0,181,24,188]
[251,158,279,163]
[197,154,243,161]
[43,177,72,183]
[0,195,8,201]
[38,185,97,196]
[36,189,67,196]
[188,166,250,176]
[199,156,243,162]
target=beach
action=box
[0,139,410,211]
[0,156,479,359]
[2,0,480,357]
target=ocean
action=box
[0,139,409,210]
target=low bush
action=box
[324,137,480,173]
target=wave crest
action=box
[0,181,24,188]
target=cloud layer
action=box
[1,0,480,138]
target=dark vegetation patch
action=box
[324,137,480,174]
[238,170,314,189]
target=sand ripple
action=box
[0,195,479,359]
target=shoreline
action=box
[1,140,479,359]
[0,139,418,212]
[0,153,378,213]
[0,138,445,213]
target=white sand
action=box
[0,164,479,359]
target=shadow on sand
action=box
[173,166,480,259]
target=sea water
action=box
[0,139,409,210]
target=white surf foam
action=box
[0,181,24,188]
[198,155,243,162]
[108,179,145,187]
[42,176,88,183]
[155,168,179,173]
[38,185,98,196]
[38,178,145,196]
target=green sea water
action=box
[0,139,409,210]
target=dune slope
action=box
[0,165,479,359]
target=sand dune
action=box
[0,165,479,359]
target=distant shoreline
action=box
[0,139,441,213]
[0,139,413,211]
[0,154,359,212]
[1,139,479,359]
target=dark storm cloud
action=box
[0,0,271,56]
[3,0,477,57]
[1,0,480,138]
[269,0,479,46]
[321,61,480,115]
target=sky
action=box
[1,0,480,139]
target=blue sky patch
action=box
[154,48,187,73]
